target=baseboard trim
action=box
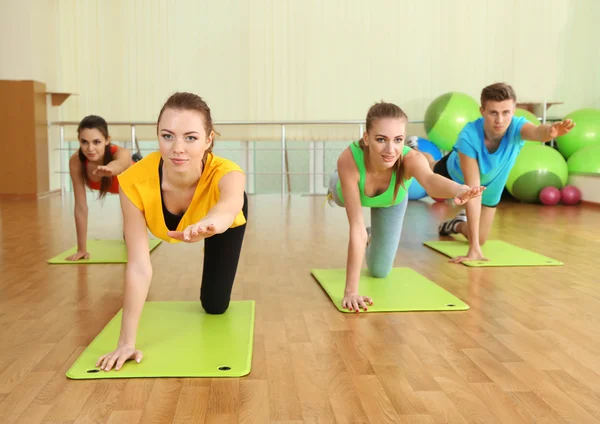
[581,200,600,207]
[567,174,600,205]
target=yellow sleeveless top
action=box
[117,151,246,243]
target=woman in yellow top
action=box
[96,92,248,372]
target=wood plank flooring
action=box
[1,193,599,423]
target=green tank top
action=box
[336,141,412,208]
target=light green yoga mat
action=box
[423,240,563,267]
[48,239,162,264]
[66,300,255,379]
[311,267,469,313]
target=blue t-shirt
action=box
[446,116,527,206]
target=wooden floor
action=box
[1,193,600,424]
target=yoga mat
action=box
[48,239,162,264]
[423,240,563,267]
[311,267,469,313]
[66,300,255,379]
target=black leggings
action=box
[162,190,248,315]
[200,192,248,314]
[433,153,452,179]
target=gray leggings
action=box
[329,170,408,278]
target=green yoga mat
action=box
[66,300,255,379]
[48,239,162,264]
[423,240,563,267]
[311,267,469,313]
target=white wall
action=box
[0,0,62,191]
[53,0,600,124]
[0,1,35,80]
[568,175,600,205]
[0,0,58,88]
[2,0,599,192]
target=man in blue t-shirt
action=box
[432,82,575,263]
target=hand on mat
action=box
[549,119,575,138]
[167,221,217,242]
[450,247,489,264]
[96,345,143,372]
[342,293,373,312]
[454,185,486,205]
[65,251,90,261]
[92,165,114,178]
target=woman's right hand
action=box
[453,185,486,205]
[450,246,489,264]
[96,344,143,372]
[342,293,373,313]
[92,165,114,178]
[66,251,89,261]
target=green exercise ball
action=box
[506,144,568,203]
[567,144,600,174]
[424,92,481,152]
[556,108,600,159]
[514,108,540,126]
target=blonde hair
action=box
[359,101,409,202]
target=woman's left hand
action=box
[167,221,217,242]
[454,185,486,205]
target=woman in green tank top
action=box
[326,102,485,313]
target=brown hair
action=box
[77,115,113,200]
[359,101,409,202]
[480,83,517,108]
[157,92,219,159]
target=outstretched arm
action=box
[167,170,246,242]
[94,146,133,177]
[404,151,485,205]
[96,189,152,371]
[520,119,575,143]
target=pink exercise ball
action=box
[561,185,581,205]
[539,186,561,205]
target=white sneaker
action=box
[438,211,467,236]
[406,136,419,149]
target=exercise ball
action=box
[514,108,540,125]
[408,137,442,200]
[505,144,568,203]
[556,108,600,159]
[561,185,581,205]
[424,92,481,152]
[408,180,427,200]
[539,186,561,205]
[567,144,600,174]
[514,108,540,144]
